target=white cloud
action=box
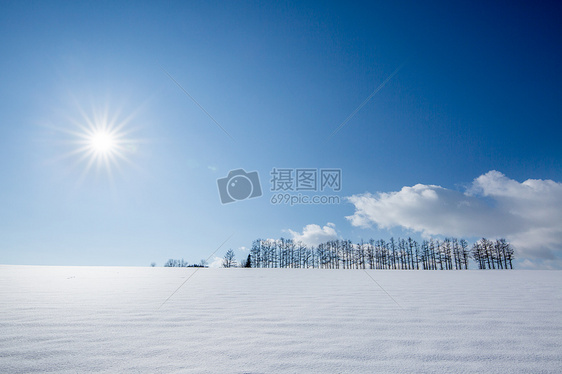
[288,223,339,247]
[208,256,224,268]
[346,171,562,267]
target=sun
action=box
[90,130,117,155]
[49,104,142,180]
[74,121,132,177]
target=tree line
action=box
[163,258,207,268]
[242,237,513,270]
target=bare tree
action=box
[251,239,262,268]
[460,239,470,269]
[222,249,236,268]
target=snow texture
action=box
[1,266,561,373]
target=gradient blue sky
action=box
[1,1,561,267]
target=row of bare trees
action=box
[163,258,206,267]
[248,237,514,270]
[471,238,514,269]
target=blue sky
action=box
[0,1,561,268]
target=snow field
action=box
[0,266,561,373]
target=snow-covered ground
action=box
[1,266,561,373]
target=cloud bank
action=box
[288,223,339,247]
[346,171,562,268]
[208,256,224,268]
